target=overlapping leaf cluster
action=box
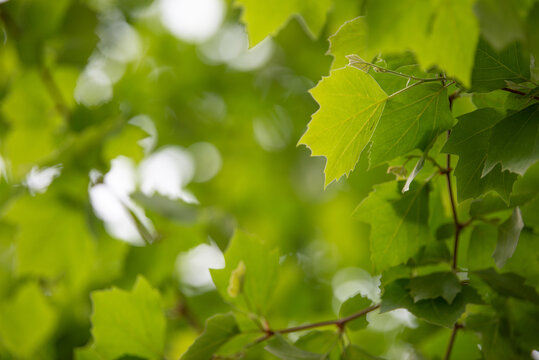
[0,0,538,359]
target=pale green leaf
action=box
[483,103,539,176]
[298,66,387,186]
[356,181,430,273]
[443,108,518,202]
[369,83,454,167]
[90,276,165,359]
[181,313,240,360]
[416,0,479,87]
[0,283,57,358]
[236,0,332,46]
[328,17,374,70]
[5,194,96,292]
[493,207,524,268]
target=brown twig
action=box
[253,304,380,344]
[501,87,539,100]
[444,323,463,360]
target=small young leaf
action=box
[227,260,246,298]
[211,231,279,313]
[493,207,524,268]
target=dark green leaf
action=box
[473,268,539,303]
[339,293,371,330]
[408,272,462,304]
[483,103,539,177]
[471,39,530,92]
[381,279,482,328]
[442,108,518,202]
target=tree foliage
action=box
[0,0,538,359]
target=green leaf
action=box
[294,331,339,356]
[474,0,526,50]
[415,0,479,87]
[483,103,539,177]
[473,268,539,304]
[381,279,482,328]
[211,230,279,313]
[6,194,96,292]
[265,334,325,360]
[236,0,332,46]
[181,313,240,360]
[435,223,455,241]
[342,345,384,360]
[0,283,57,357]
[365,0,433,55]
[442,108,518,202]
[408,272,462,304]
[356,181,430,273]
[369,83,454,167]
[339,293,371,330]
[90,276,166,359]
[471,39,530,92]
[493,207,524,268]
[328,17,375,70]
[467,224,497,271]
[298,66,387,186]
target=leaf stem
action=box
[348,56,447,83]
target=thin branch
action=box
[444,323,462,360]
[254,304,380,344]
[501,87,539,100]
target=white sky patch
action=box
[332,267,381,303]
[24,165,62,195]
[367,308,417,332]
[188,142,222,182]
[129,114,158,154]
[176,242,225,291]
[74,67,113,107]
[97,19,141,63]
[199,24,274,71]
[160,0,224,43]
[89,156,154,246]
[138,146,197,202]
